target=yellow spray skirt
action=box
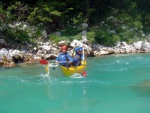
[60,61,86,76]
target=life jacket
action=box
[58,53,69,66]
[73,54,82,65]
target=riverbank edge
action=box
[1,38,150,68]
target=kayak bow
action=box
[60,61,86,76]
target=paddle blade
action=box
[82,71,87,76]
[39,60,48,65]
[45,64,49,73]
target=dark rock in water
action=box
[0,62,3,67]
[85,51,95,57]
[12,55,24,63]
[132,80,150,97]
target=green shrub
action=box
[61,26,81,36]
[4,28,30,43]
[87,31,95,43]
[49,34,62,43]
[94,28,119,46]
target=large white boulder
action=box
[133,41,143,50]
[70,39,83,47]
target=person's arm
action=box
[67,54,73,63]
[56,54,60,62]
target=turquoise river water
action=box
[1,53,150,113]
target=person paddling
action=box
[72,47,83,67]
[56,46,73,67]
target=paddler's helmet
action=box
[61,46,68,50]
[75,47,82,52]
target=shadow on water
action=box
[131,80,150,97]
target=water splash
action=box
[71,73,84,78]
[40,73,49,78]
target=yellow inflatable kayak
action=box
[60,61,86,76]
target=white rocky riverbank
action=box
[1,36,150,67]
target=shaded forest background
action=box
[0,0,149,46]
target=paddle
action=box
[82,71,87,76]
[39,59,69,65]
[39,60,49,74]
[81,48,87,76]
[39,59,48,65]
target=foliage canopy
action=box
[0,0,149,46]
